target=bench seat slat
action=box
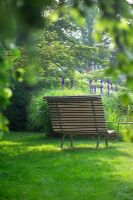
[52,122,106,125]
[52,116,105,118]
[51,109,102,112]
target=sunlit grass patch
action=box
[27,144,60,152]
[0,141,22,146]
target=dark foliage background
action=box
[6,82,31,131]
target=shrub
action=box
[102,91,133,132]
[6,82,31,131]
[81,68,108,81]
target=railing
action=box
[106,121,133,132]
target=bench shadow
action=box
[0,138,132,159]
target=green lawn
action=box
[0,132,133,200]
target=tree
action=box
[14,8,99,88]
[0,0,133,132]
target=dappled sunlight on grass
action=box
[0,132,133,200]
[27,144,61,152]
[0,140,22,146]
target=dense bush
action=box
[6,82,31,131]
[81,68,108,81]
[102,93,128,130]
[27,91,51,134]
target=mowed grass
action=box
[0,132,133,200]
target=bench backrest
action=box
[44,95,107,135]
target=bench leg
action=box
[60,134,65,149]
[105,135,108,148]
[70,135,74,148]
[96,135,100,149]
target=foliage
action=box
[0,0,56,132]
[27,91,51,133]
[0,132,133,199]
[103,93,130,130]
[0,43,20,132]
[81,68,108,80]
[6,82,31,131]
[0,0,133,133]
[95,0,133,102]
[16,10,107,87]
[33,29,81,82]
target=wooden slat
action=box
[52,122,105,126]
[48,102,102,105]
[48,103,103,107]
[49,103,102,106]
[52,126,106,129]
[51,117,105,120]
[53,125,107,129]
[53,127,106,130]
[53,126,106,129]
[49,105,103,110]
[49,106,102,109]
[50,112,104,115]
[51,115,105,118]
[53,130,107,133]
[51,118,105,121]
[50,113,104,116]
[47,100,102,104]
[63,132,107,135]
[52,122,106,125]
[49,108,103,111]
[50,110,103,113]
[44,96,101,102]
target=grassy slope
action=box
[0,132,133,200]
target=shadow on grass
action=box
[0,133,133,200]
[0,132,132,158]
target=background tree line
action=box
[0,0,133,132]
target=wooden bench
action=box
[44,95,116,149]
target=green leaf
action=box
[4,88,12,99]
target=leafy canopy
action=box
[0,0,133,132]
